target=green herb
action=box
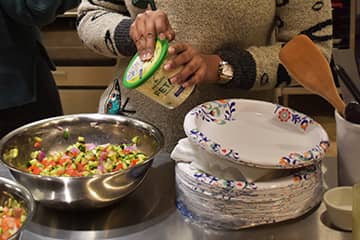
[63,128,70,140]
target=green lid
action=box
[123,39,169,89]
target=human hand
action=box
[130,10,175,61]
[164,42,221,88]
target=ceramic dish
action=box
[323,186,352,231]
[184,99,330,169]
[175,161,323,230]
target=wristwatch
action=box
[217,61,234,84]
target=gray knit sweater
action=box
[77,0,333,152]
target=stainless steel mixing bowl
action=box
[0,176,35,240]
[0,114,164,209]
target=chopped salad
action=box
[0,197,27,240]
[26,136,148,177]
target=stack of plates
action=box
[175,161,322,229]
[173,99,330,230]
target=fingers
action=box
[183,67,207,88]
[170,56,203,86]
[143,17,156,60]
[130,14,147,59]
[165,43,193,70]
[154,14,175,41]
[130,10,175,61]
[165,42,207,87]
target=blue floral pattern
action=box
[190,99,236,125]
[185,99,330,168]
[274,104,314,132]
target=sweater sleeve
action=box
[218,0,333,90]
[76,0,140,58]
[0,0,80,26]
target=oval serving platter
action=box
[183,99,330,169]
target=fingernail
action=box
[145,52,152,60]
[164,64,171,70]
[159,33,165,40]
[170,77,177,84]
[168,47,175,54]
[141,52,147,60]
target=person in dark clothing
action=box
[0,0,80,138]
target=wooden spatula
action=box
[279,34,345,116]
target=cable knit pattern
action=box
[114,19,137,56]
[77,0,333,151]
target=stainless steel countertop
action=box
[0,152,351,240]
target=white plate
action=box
[175,161,323,230]
[184,99,329,169]
[176,161,321,195]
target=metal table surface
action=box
[0,152,352,240]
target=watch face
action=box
[223,64,234,77]
[221,62,234,80]
[217,61,234,84]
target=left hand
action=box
[164,42,221,88]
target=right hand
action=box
[130,10,175,61]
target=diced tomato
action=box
[1,231,10,240]
[32,166,41,175]
[15,217,21,228]
[0,199,26,240]
[42,160,56,168]
[34,141,41,148]
[56,169,65,176]
[13,208,22,218]
[76,163,84,172]
[65,169,77,177]
[26,138,147,177]
[28,165,41,175]
[114,163,123,171]
[130,159,139,167]
[66,163,75,170]
[59,156,71,166]
[1,219,9,232]
[5,217,15,229]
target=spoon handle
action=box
[329,94,346,117]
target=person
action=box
[0,0,80,138]
[77,0,333,152]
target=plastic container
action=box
[123,39,194,109]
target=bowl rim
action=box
[323,186,352,212]
[0,113,164,180]
[0,176,35,237]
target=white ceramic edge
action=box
[184,98,330,169]
[323,186,353,212]
[335,109,360,129]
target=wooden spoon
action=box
[279,34,345,116]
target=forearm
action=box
[215,0,332,90]
[77,0,138,58]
